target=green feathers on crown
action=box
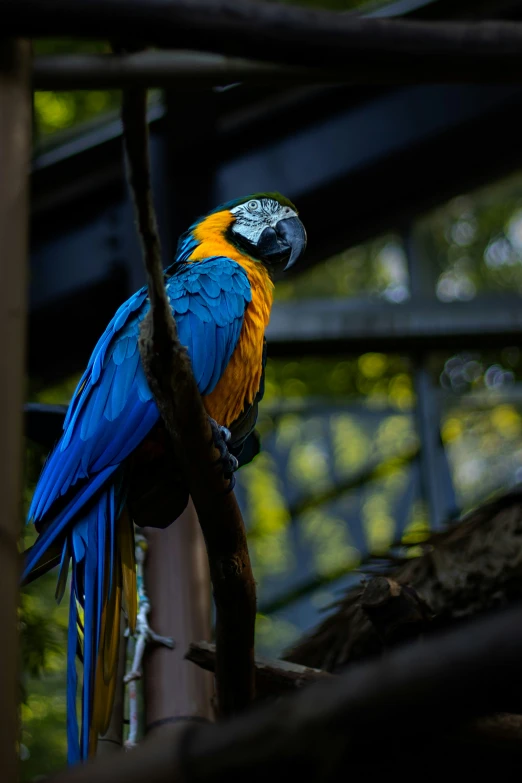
[214,192,298,215]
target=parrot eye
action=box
[247,200,259,212]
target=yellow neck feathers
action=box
[188,210,274,427]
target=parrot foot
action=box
[208,417,239,489]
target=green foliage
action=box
[237,352,419,660]
[276,236,409,302]
[20,596,65,682]
[33,40,120,140]
[20,382,75,780]
[20,553,69,781]
[262,353,414,408]
[34,90,121,137]
[416,174,522,300]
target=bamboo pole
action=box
[0,38,31,783]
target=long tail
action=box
[23,472,137,764]
[67,490,137,763]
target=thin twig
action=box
[119,83,256,715]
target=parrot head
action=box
[177,193,307,273]
[227,193,307,273]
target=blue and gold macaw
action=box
[22,193,306,764]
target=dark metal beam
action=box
[266,298,522,356]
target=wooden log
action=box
[48,603,522,781]
[32,52,324,90]
[287,488,522,671]
[8,0,522,83]
[0,38,31,783]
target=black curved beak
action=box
[257,216,307,272]
[277,217,307,271]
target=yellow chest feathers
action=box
[188,210,274,427]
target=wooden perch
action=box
[287,488,522,671]
[32,51,326,90]
[49,602,522,781]
[186,641,332,699]
[120,84,256,714]
[9,0,522,83]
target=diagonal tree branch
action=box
[119,83,256,715]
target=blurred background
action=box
[21,0,522,776]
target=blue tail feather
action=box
[28,469,127,764]
[67,570,80,765]
[80,510,98,760]
[23,465,118,582]
[66,474,127,762]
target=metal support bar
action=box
[266,298,522,356]
[412,362,448,528]
[404,228,458,529]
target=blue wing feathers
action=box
[174,293,190,313]
[24,466,118,578]
[27,255,250,564]
[210,325,229,390]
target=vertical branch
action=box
[0,38,31,783]
[119,85,256,714]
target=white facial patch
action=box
[230,198,297,245]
